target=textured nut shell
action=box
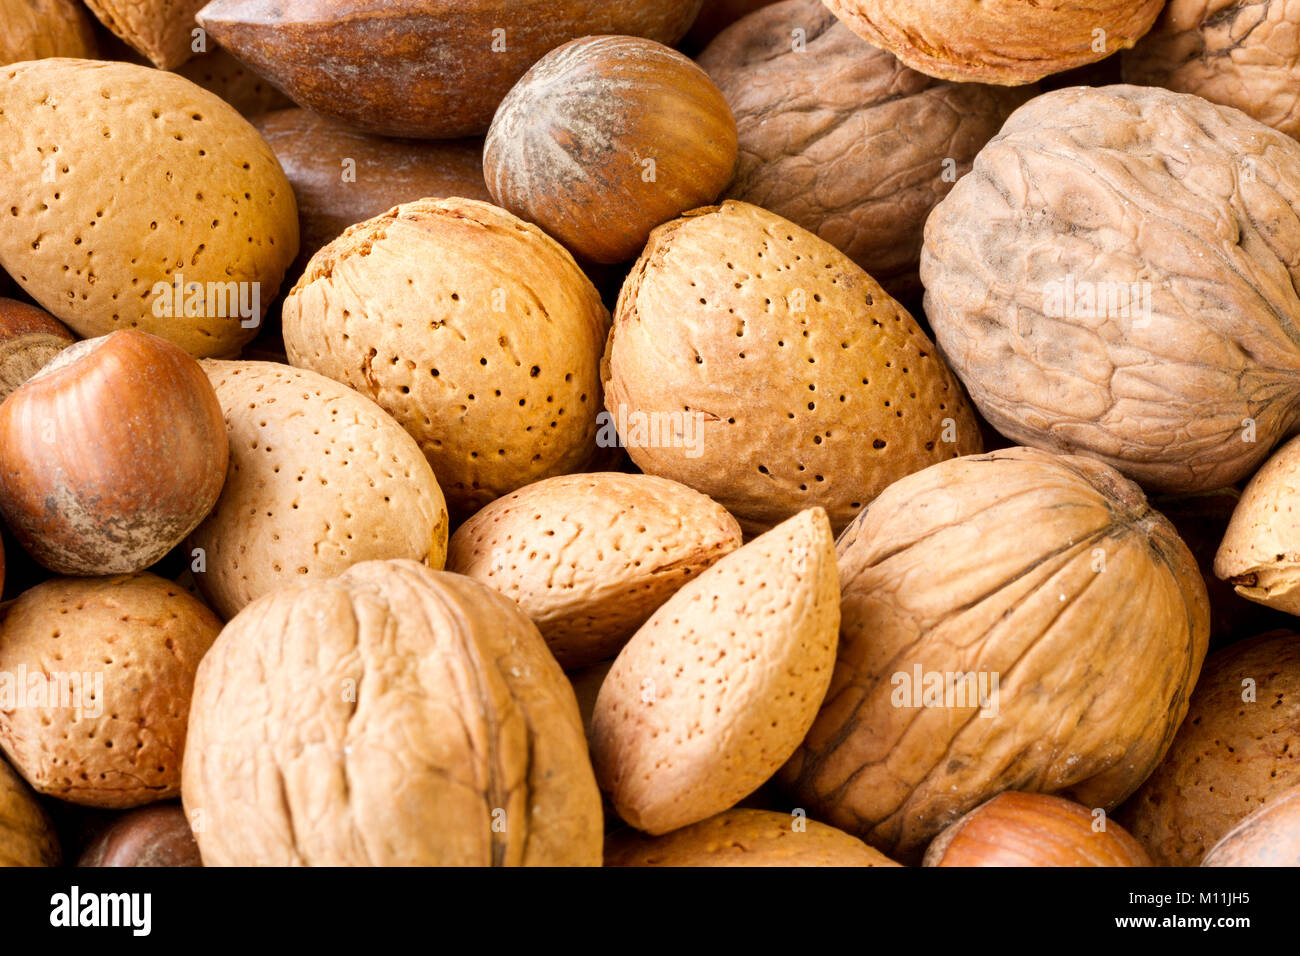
[1202,783,1300,867]
[449,473,743,669]
[77,804,202,867]
[687,0,783,49]
[0,573,221,809]
[604,200,981,536]
[591,508,839,835]
[607,808,899,867]
[699,0,1031,298]
[83,0,205,68]
[485,35,738,265]
[0,755,60,866]
[0,331,229,576]
[823,0,1164,85]
[1215,434,1300,614]
[0,59,298,357]
[0,298,75,403]
[197,0,703,138]
[923,792,1151,867]
[182,560,603,866]
[254,109,490,277]
[784,448,1210,862]
[1123,1,1300,139]
[1120,630,1300,866]
[176,45,294,117]
[923,85,1300,493]
[282,198,609,517]
[187,360,449,620]
[0,0,98,65]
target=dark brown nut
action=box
[254,109,490,278]
[1124,1,1300,140]
[685,0,783,51]
[923,84,1300,494]
[606,808,900,867]
[0,573,222,809]
[77,804,202,867]
[1215,434,1300,614]
[923,793,1152,867]
[823,0,1164,85]
[699,0,1032,298]
[196,0,704,138]
[0,0,98,65]
[0,755,60,867]
[175,44,295,117]
[1202,784,1300,867]
[1121,630,1300,866]
[604,200,982,536]
[784,447,1210,862]
[182,559,603,866]
[0,298,75,404]
[448,473,743,670]
[485,36,738,265]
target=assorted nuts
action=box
[2,0,1300,872]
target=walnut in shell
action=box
[604,200,981,535]
[1120,630,1300,866]
[783,447,1210,862]
[590,508,839,835]
[822,0,1164,85]
[187,361,450,620]
[923,84,1300,494]
[698,0,1032,298]
[1123,1,1300,140]
[0,573,221,809]
[182,559,603,866]
[448,473,743,670]
[282,198,610,518]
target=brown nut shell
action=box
[182,559,603,866]
[448,473,743,670]
[0,0,98,65]
[0,298,76,404]
[0,59,298,357]
[1215,434,1300,614]
[196,0,703,138]
[923,84,1300,493]
[923,792,1151,867]
[77,804,202,867]
[1120,630,1300,866]
[0,755,60,866]
[1123,1,1300,140]
[187,360,449,621]
[485,35,738,265]
[175,45,295,117]
[784,447,1210,862]
[604,200,981,536]
[0,330,228,576]
[83,0,205,68]
[1202,783,1300,867]
[823,0,1164,85]
[590,508,839,835]
[0,573,221,809]
[699,0,1031,298]
[282,198,610,518]
[607,808,900,867]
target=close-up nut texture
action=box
[187,360,449,620]
[1201,783,1300,866]
[0,0,98,65]
[784,447,1210,862]
[699,0,1032,298]
[77,804,203,867]
[1120,630,1300,865]
[604,200,982,536]
[1215,433,1300,614]
[282,198,610,518]
[0,297,75,403]
[0,755,60,867]
[0,573,221,809]
[590,508,839,835]
[606,808,899,867]
[82,0,206,69]
[1124,1,1300,139]
[0,59,298,357]
[923,84,1300,494]
[447,473,743,670]
[822,0,1165,85]
[182,559,603,866]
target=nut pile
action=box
[0,0,1299,869]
